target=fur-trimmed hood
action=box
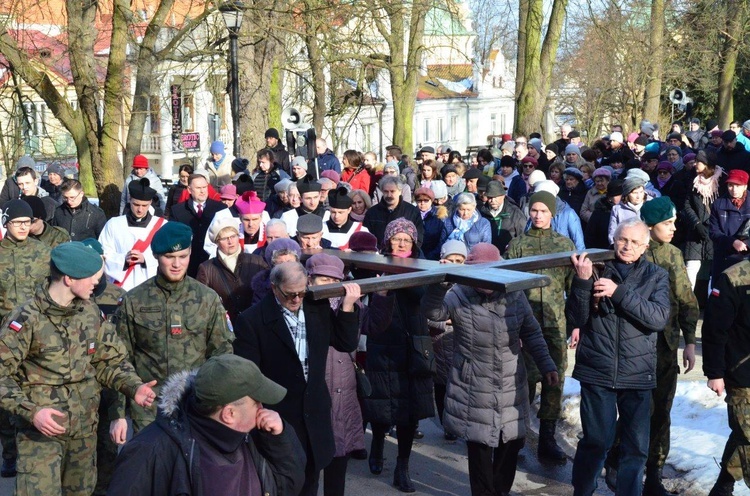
[159,369,197,417]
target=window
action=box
[490,113,497,135]
[423,119,431,142]
[182,93,194,132]
[500,114,507,134]
[363,124,373,151]
[148,96,160,134]
[437,117,444,142]
[450,116,457,140]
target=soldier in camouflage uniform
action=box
[0,200,52,477]
[0,241,156,496]
[704,258,750,496]
[22,195,71,249]
[80,239,125,496]
[505,191,574,463]
[639,197,699,495]
[112,222,233,443]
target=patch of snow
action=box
[561,378,750,495]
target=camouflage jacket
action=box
[0,236,51,320]
[505,228,575,330]
[115,272,233,422]
[645,239,699,350]
[0,283,143,437]
[32,222,71,249]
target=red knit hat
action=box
[132,154,149,169]
[466,243,501,265]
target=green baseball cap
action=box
[194,355,286,407]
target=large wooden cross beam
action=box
[301,248,614,299]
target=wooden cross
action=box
[301,248,614,299]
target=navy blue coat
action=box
[709,195,750,280]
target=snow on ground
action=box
[560,378,750,495]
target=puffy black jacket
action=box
[362,199,425,248]
[566,257,670,389]
[52,198,107,241]
[107,370,306,496]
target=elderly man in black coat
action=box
[568,218,671,496]
[233,261,361,496]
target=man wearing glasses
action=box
[234,261,361,496]
[52,179,107,241]
[568,219,670,496]
[0,199,52,477]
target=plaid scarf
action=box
[281,304,309,381]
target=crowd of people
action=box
[0,117,748,496]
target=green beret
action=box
[151,222,192,255]
[51,242,104,279]
[640,196,677,227]
[80,238,103,255]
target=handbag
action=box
[353,361,372,398]
[408,334,436,377]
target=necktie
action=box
[196,203,203,218]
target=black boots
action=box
[643,466,678,496]
[1,457,16,478]
[393,456,416,493]
[538,419,567,463]
[708,467,735,496]
[369,435,384,475]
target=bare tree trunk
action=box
[643,0,665,122]
[238,16,284,158]
[514,0,528,101]
[515,0,566,135]
[718,0,744,128]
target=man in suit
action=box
[233,261,360,496]
[169,173,228,277]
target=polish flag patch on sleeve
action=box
[8,321,22,332]
[711,288,720,298]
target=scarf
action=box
[218,247,241,273]
[447,209,480,242]
[657,175,671,189]
[732,192,747,210]
[693,166,722,211]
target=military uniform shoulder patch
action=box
[8,320,22,332]
[711,288,720,298]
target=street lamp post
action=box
[220,1,245,157]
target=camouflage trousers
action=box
[93,389,119,496]
[720,387,750,487]
[524,327,567,420]
[15,428,96,496]
[647,333,679,469]
[0,407,17,460]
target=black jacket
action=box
[170,199,228,278]
[233,292,359,471]
[52,198,107,241]
[363,284,435,426]
[566,257,670,390]
[106,370,306,496]
[480,200,526,256]
[363,199,425,248]
[681,186,714,262]
[703,260,750,387]
[584,197,614,249]
[269,143,291,176]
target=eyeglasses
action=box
[276,286,308,301]
[63,190,83,202]
[390,237,414,245]
[614,238,646,248]
[216,233,239,243]
[523,164,535,169]
[657,170,671,175]
[7,220,31,227]
[415,198,432,203]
